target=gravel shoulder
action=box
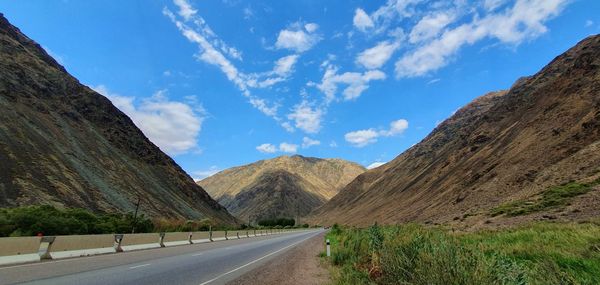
[227,232,330,285]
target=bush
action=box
[0,205,154,236]
[325,223,600,285]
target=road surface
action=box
[0,230,323,285]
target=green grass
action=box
[325,222,600,285]
[491,179,600,217]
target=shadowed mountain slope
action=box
[309,35,600,229]
[0,14,236,224]
[198,155,365,223]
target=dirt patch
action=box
[227,232,330,285]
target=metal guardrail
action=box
[0,228,306,266]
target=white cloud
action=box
[367,161,386,169]
[585,20,594,27]
[287,100,324,134]
[243,7,254,20]
[409,12,456,44]
[484,0,508,11]
[355,0,423,34]
[353,8,374,32]
[317,64,386,102]
[94,85,204,155]
[256,142,298,154]
[356,41,400,69]
[384,119,409,136]
[193,166,220,181]
[165,4,287,124]
[274,54,299,76]
[275,22,321,52]
[302,137,321,148]
[345,119,409,147]
[329,141,338,148]
[345,129,379,147]
[395,0,568,78]
[245,54,300,89]
[279,142,298,153]
[304,23,319,33]
[173,0,197,21]
[256,143,277,153]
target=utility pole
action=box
[131,195,141,234]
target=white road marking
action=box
[198,232,319,285]
[128,263,151,269]
[192,253,204,256]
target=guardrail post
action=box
[237,231,240,239]
[114,234,124,252]
[159,232,166,247]
[188,232,193,244]
[225,230,228,240]
[209,226,213,242]
[246,230,249,238]
[38,236,56,260]
[326,239,331,257]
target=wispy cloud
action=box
[367,161,386,169]
[275,21,321,53]
[256,142,299,153]
[345,119,409,147]
[302,137,321,148]
[314,63,386,102]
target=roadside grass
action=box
[324,222,600,285]
[491,178,600,217]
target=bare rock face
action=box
[309,35,600,229]
[197,155,365,223]
[0,14,236,225]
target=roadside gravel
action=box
[227,232,330,285]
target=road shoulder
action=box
[227,232,330,285]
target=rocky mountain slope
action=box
[0,14,236,224]
[308,35,600,229]
[197,155,365,223]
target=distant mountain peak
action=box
[198,156,365,223]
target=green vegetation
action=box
[0,206,314,237]
[257,217,295,227]
[491,179,600,217]
[0,205,153,237]
[324,222,600,284]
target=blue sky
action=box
[2,0,599,179]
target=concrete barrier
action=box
[211,231,226,241]
[0,236,41,265]
[120,233,161,251]
[49,234,115,259]
[163,232,193,247]
[0,228,306,266]
[191,231,211,244]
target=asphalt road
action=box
[0,229,324,285]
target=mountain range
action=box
[198,155,365,223]
[0,14,236,225]
[308,35,600,229]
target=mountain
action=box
[197,155,365,223]
[0,14,236,224]
[308,35,600,229]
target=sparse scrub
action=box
[325,222,600,284]
[491,179,600,217]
